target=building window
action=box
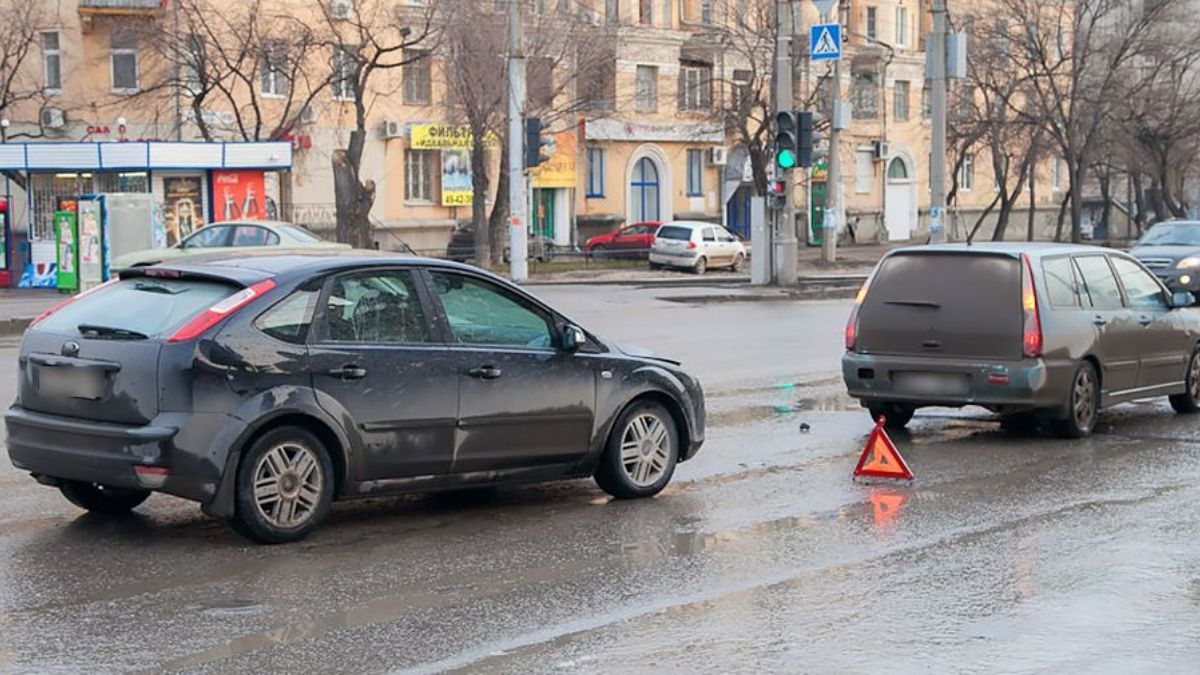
[579,49,616,111]
[607,0,620,24]
[701,0,713,25]
[639,0,652,24]
[403,50,432,105]
[260,42,289,97]
[895,6,908,47]
[687,149,704,196]
[528,57,555,110]
[333,48,357,101]
[405,149,434,202]
[42,32,61,93]
[587,147,606,197]
[893,80,910,121]
[922,85,931,118]
[635,65,658,113]
[960,154,974,192]
[110,30,139,94]
[679,62,712,112]
[1052,157,1064,191]
[866,7,877,42]
[631,157,661,222]
[855,150,873,194]
[851,72,878,119]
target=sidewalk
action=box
[0,289,59,336]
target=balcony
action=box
[78,0,166,16]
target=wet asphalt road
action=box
[2,285,1200,673]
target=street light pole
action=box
[774,0,797,285]
[507,0,529,281]
[929,0,948,243]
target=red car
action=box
[585,222,662,258]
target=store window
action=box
[405,150,434,203]
[96,172,149,193]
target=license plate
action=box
[39,366,104,400]
[893,372,969,396]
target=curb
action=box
[0,317,33,338]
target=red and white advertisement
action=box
[212,170,267,222]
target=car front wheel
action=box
[731,253,746,273]
[59,481,151,514]
[1170,347,1200,414]
[595,402,679,499]
[232,426,334,544]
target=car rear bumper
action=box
[649,250,699,267]
[842,352,1075,414]
[5,406,245,504]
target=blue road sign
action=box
[811,23,842,62]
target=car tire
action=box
[731,253,746,273]
[59,481,151,515]
[1052,361,1099,439]
[231,426,335,544]
[594,401,679,500]
[1170,347,1200,414]
[866,402,915,429]
[649,262,663,271]
[693,257,708,275]
[591,244,606,259]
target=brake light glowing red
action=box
[29,279,120,328]
[845,277,873,351]
[168,279,276,343]
[1021,254,1043,358]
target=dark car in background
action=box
[445,224,557,264]
[1130,220,1200,297]
[843,244,1200,438]
[584,222,662,259]
[5,253,705,543]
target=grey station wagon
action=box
[843,243,1200,438]
[6,253,705,543]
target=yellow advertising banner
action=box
[531,131,578,189]
[410,124,499,150]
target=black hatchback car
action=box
[6,253,705,543]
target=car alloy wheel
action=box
[693,257,707,275]
[732,253,746,273]
[252,442,324,529]
[620,413,672,487]
[1072,367,1097,432]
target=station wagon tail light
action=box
[168,279,276,343]
[845,276,873,351]
[29,278,120,328]
[1021,254,1043,358]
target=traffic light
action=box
[774,111,799,170]
[798,111,814,168]
[524,117,554,169]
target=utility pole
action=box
[821,1,841,264]
[929,0,948,244]
[774,0,797,285]
[507,0,529,281]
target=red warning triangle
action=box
[853,418,914,481]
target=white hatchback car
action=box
[649,222,747,275]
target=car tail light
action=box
[168,279,276,343]
[845,276,873,351]
[1020,254,1043,358]
[29,278,121,328]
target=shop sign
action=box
[411,124,499,150]
[531,131,577,189]
[441,149,473,207]
[584,119,724,144]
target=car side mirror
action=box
[1172,291,1195,308]
[561,325,586,351]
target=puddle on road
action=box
[195,600,269,617]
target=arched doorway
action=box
[885,156,915,241]
[630,157,661,223]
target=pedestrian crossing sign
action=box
[811,23,842,62]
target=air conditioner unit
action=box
[41,107,66,130]
[299,105,318,124]
[872,140,889,160]
[707,147,728,166]
[382,120,404,139]
[329,0,353,20]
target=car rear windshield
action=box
[656,226,693,241]
[857,253,1022,359]
[36,278,237,339]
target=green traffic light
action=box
[776,149,798,170]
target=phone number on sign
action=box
[442,192,473,207]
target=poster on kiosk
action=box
[54,211,79,293]
[77,199,105,291]
[0,197,10,288]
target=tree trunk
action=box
[489,145,510,260]
[470,135,492,270]
[969,192,1003,243]
[1069,162,1085,243]
[992,195,1013,241]
[1132,172,1148,233]
[332,145,375,249]
[1054,189,1072,242]
[1098,170,1112,240]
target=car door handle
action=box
[1138,316,1153,327]
[468,365,503,380]
[1093,316,1108,327]
[327,365,367,380]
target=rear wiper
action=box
[77,324,150,340]
[133,282,184,295]
[885,300,941,308]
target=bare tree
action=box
[0,1,59,186]
[138,0,335,143]
[315,0,436,248]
